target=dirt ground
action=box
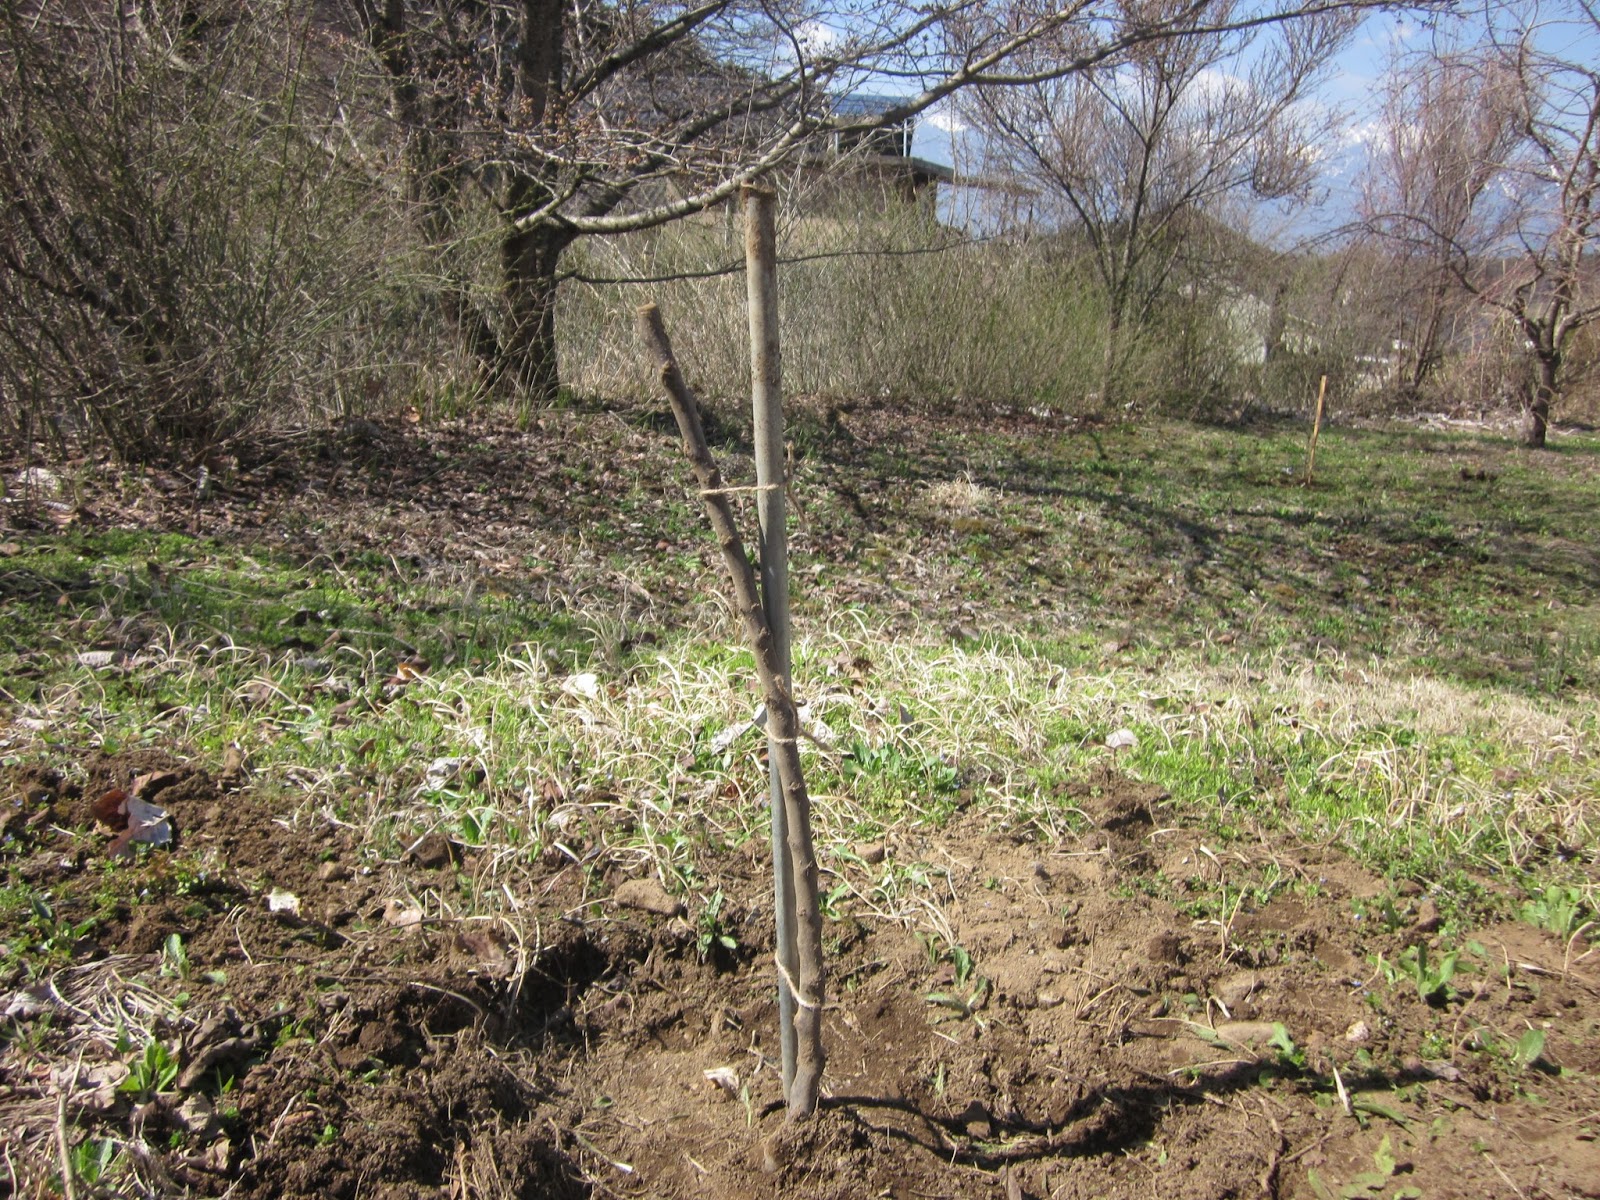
[4,751,1597,1200]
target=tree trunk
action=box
[1523,352,1557,449]
[1403,283,1449,400]
[368,0,503,375]
[1101,302,1125,408]
[501,193,572,404]
[1263,284,1287,365]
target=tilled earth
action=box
[3,752,1597,1200]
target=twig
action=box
[1564,921,1595,977]
[563,235,998,286]
[56,1088,79,1200]
[1483,1155,1530,1200]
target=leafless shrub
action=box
[556,197,1249,413]
[0,1,419,461]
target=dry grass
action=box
[165,608,1590,927]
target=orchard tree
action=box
[1365,2,1600,445]
[964,0,1355,400]
[343,0,1407,404]
[1486,0,1600,446]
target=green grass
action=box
[3,412,1598,921]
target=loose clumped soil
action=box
[4,754,1596,1199]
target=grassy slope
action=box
[2,407,1597,973]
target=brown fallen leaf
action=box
[92,788,130,828]
[131,770,180,799]
[383,899,424,928]
[455,927,514,978]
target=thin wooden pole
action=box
[636,304,826,1119]
[743,184,799,1101]
[1304,374,1328,486]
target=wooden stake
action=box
[742,184,800,1100]
[1304,374,1328,486]
[636,304,826,1119]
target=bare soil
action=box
[4,753,1597,1199]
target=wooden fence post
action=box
[1304,374,1328,486]
[743,184,800,1101]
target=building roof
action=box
[830,93,909,120]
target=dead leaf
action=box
[710,720,753,753]
[702,1066,739,1096]
[455,927,514,978]
[176,1093,217,1135]
[131,770,180,799]
[56,1060,130,1112]
[107,796,171,858]
[383,899,424,928]
[3,983,55,1021]
[77,650,120,669]
[44,501,78,528]
[92,788,130,828]
[1105,728,1138,751]
[237,680,276,709]
[561,672,601,699]
[329,698,362,726]
[423,757,469,789]
[127,796,170,840]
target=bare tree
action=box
[1484,0,1600,447]
[1366,3,1600,445]
[964,0,1355,401]
[1358,41,1524,398]
[340,0,1404,404]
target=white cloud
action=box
[923,102,967,133]
[1189,67,1247,106]
[796,20,839,55]
[1340,118,1383,149]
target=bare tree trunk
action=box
[1403,285,1449,399]
[368,0,502,374]
[637,303,826,1119]
[1263,283,1287,364]
[1524,352,1557,449]
[502,197,571,403]
[1101,303,1125,408]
